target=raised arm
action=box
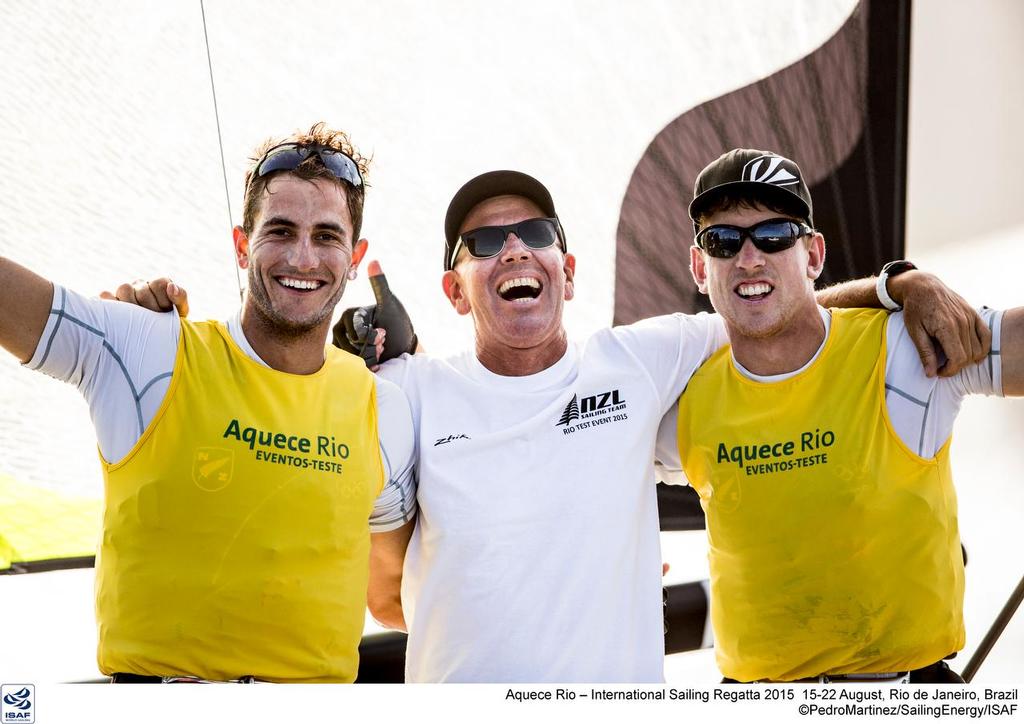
[0,257,54,362]
[815,269,990,378]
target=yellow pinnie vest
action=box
[677,308,964,682]
[96,320,384,682]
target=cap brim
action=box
[444,171,557,268]
[689,181,811,226]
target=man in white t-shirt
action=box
[335,170,989,682]
[0,124,416,682]
[655,148,1022,683]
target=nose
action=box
[287,233,320,271]
[500,233,533,264]
[734,237,766,271]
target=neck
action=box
[240,302,329,375]
[728,304,826,376]
[475,329,569,377]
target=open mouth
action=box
[276,276,326,293]
[497,276,542,302]
[735,281,773,302]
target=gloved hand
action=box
[333,261,418,367]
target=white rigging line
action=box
[199,0,244,301]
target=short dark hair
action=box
[242,122,370,239]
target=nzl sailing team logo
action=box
[742,154,800,186]
[557,389,628,436]
[1,685,34,723]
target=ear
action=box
[232,226,250,268]
[442,269,471,315]
[562,253,576,301]
[350,238,369,274]
[690,244,709,295]
[806,233,826,281]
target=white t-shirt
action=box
[377,312,727,683]
[25,285,417,531]
[655,306,1005,475]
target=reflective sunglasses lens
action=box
[750,221,800,252]
[317,149,363,187]
[516,219,559,250]
[462,227,507,258]
[255,146,310,177]
[699,227,743,258]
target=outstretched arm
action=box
[0,257,54,363]
[815,270,990,378]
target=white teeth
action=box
[278,277,321,290]
[498,277,541,295]
[737,282,772,297]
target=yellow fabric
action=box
[677,308,965,682]
[0,474,100,571]
[96,320,383,683]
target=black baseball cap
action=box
[444,170,561,271]
[688,149,813,230]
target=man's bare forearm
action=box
[0,257,54,363]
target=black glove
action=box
[333,270,418,367]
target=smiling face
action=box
[690,203,824,342]
[235,174,365,337]
[442,194,575,371]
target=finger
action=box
[99,291,115,300]
[905,319,939,378]
[147,279,173,312]
[662,562,670,577]
[133,281,162,312]
[114,282,136,303]
[932,321,968,377]
[167,282,190,318]
[368,260,383,277]
[368,270,391,307]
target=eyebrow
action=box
[262,217,348,236]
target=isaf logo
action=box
[557,389,628,436]
[1,685,34,723]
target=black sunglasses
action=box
[696,218,814,259]
[449,217,566,269]
[247,143,363,193]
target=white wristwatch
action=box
[876,260,917,311]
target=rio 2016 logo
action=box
[1,685,34,723]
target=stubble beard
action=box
[246,266,347,340]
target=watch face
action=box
[883,260,917,277]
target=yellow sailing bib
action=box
[677,308,964,682]
[96,320,383,682]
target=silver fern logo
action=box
[557,395,580,426]
[742,155,799,186]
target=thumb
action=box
[368,260,393,305]
[906,319,939,378]
[167,282,190,318]
[99,291,115,301]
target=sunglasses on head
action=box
[247,142,363,193]
[696,218,814,259]
[449,217,565,269]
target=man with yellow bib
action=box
[656,149,1023,683]
[0,124,417,682]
